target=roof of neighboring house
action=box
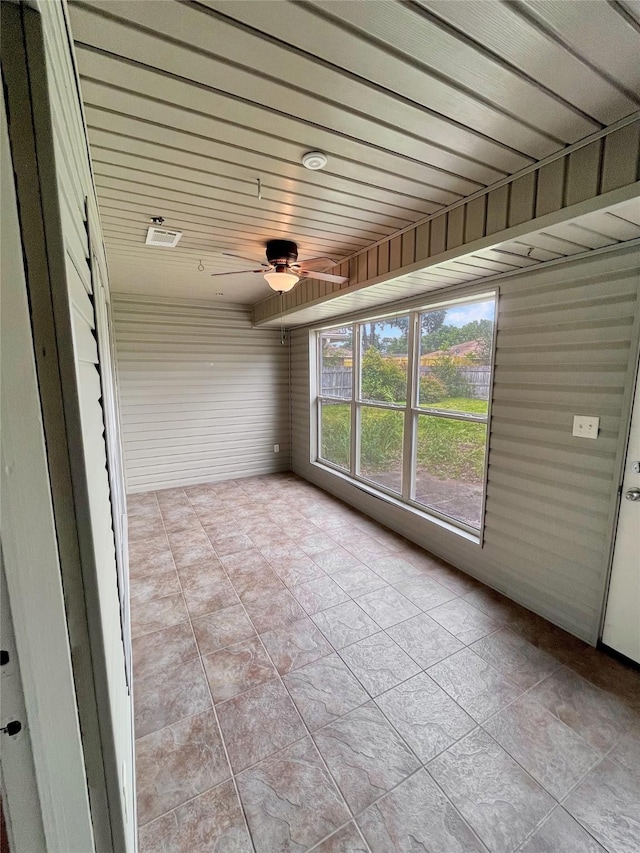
[323,345,353,358]
[422,340,482,359]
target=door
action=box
[603,358,640,663]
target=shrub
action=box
[430,356,472,398]
[361,347,406,403]
[419,375,447,404]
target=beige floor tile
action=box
[132,621,198,681]
[203,636,276,703]
[138,780,252,853]
[564,759,640,853]
[339,632,420,696]
[376,672,475,763]
[283,654,369,731]
[261,616,333,675]
[192,604,256,656]
[217,679,306,773]
[136,709,229,825]
[134,657,211,739]
[237,737,349,853]
[428,728,555,853]
[313,702,420,813]
[358,768,487,853]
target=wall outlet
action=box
[273,444,280,453]
[572,415,599,439]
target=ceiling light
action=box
[302,150,327,170]
[264,269,299,292]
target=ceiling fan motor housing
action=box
[266,239,298,266]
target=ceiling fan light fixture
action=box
[301,150,327,170]
[264,268,299,292]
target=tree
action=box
[419,309,450,353]
[462,318,493,363]
[421,309,446,335]
[360,322,379,350]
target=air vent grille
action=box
[145,227,182,247]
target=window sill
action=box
[311,460,481,546]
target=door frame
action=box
[1,4,130,849]
[601,335,640,660]
[600,298,640,647]
[1,67,94,851]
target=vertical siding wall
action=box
[291,247,640,644]
[113,296,290,492]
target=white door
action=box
[603,359,640,663]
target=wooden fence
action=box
[421,365,492,399]
[321,365,491,399]
[321,368,353,398]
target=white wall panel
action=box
[114,297,290,491]
[290,247,640,644]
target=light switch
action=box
[572,415,599,439]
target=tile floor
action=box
[129,473,640,853]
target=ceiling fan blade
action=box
[291,256,337,272]
[210,269,264,277]
[222,252,269,266]
[299,270,349,284]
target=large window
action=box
[316,293,497,533]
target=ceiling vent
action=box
[145,226,182,247]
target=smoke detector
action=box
[145,226,182,247]
[301,150,327,170]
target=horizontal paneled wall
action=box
[113,296,290,491]
[291,247,640,644]
[255,118,640,325]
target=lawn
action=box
[321,397,487,482]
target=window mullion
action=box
[315,331,322,463]
[351,324,359,477]
[402,312,418,503]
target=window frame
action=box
[315,290,498,538]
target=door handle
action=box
[625,488,640,501]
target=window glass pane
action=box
[360,317,409,405]
[360,407,404,494]
[320,401,351,469]
[414,415,487,529]
[320,327,353,398]
[418,298,495,414]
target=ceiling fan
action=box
[211,240,349,292]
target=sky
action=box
[445,299,495,328]
[379,299,495,338]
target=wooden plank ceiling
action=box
[255,198,640,326]
[69,0,640,304]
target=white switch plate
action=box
[572,415,599,439]
[273,444,280,453]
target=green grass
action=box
[321,397,487,482]
[431,397,488,415]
